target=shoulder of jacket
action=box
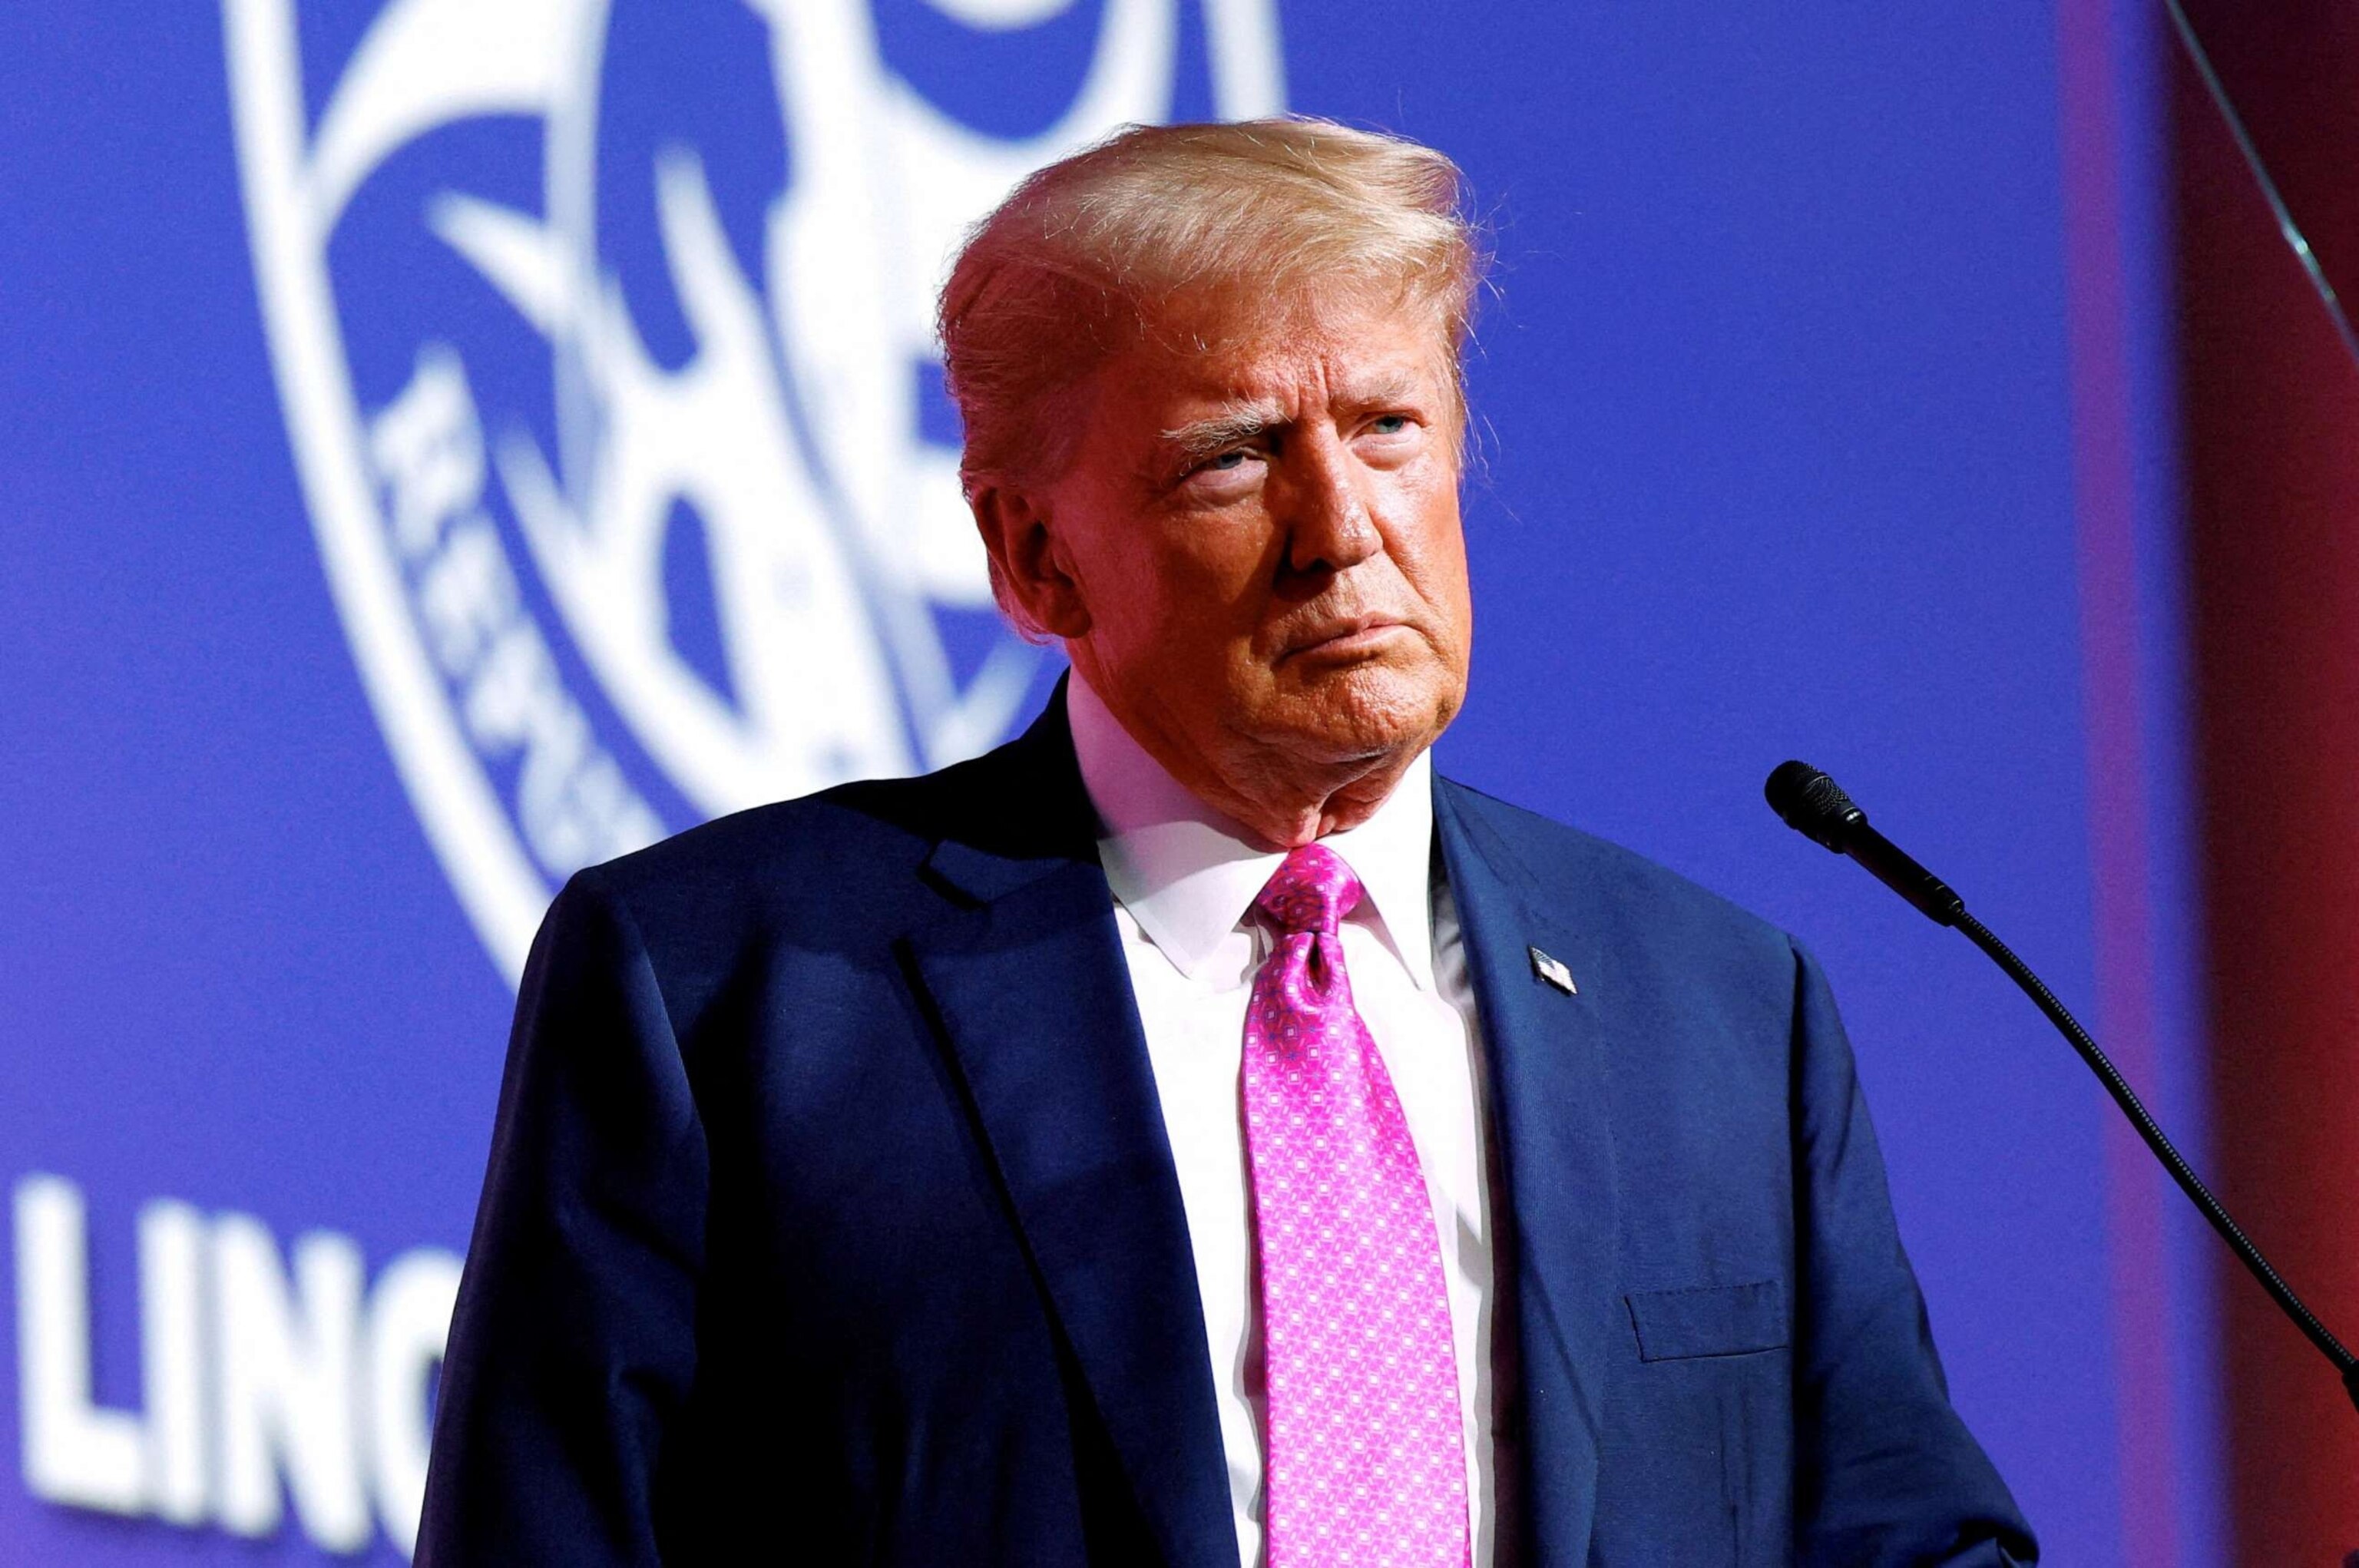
[1438,776,1799,972]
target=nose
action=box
[1279,435,1382,577]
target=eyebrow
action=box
[1159,402,1287,462]
[1156,375,1428,462]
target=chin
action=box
[1274,662,1459,760]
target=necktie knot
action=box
[1255,842,1365,935]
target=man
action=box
[419,119,2035,1566]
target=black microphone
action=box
[1764,759,2359,1418]
[1764,761,1964,926]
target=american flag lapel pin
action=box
[1528,946,1577,995]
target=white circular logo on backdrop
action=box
[225,0,1285,981]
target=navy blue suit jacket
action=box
[419,690,2034,1566]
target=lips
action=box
[1281,614,1410,660]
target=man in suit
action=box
[419,119,2035,1566]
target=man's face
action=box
[1024,286,1474,814]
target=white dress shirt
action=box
[1067,675,1502,1568]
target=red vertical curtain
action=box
[2173,8,2359,1560]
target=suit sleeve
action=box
[1787,939,2040,1567]
[416,867,708,1568]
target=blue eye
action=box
[1369,415,1409,434]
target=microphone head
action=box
[1765,760,1866,852]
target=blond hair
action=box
[938,115,1484,515]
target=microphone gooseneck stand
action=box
[1762,760,2359,1419]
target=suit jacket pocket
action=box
[1625,1279,1787,1361]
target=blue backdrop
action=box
[2,2,2208,1563]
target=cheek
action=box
[1382,468,1471,607]
[1077,523,1240,660]
[1126,518,1275,615]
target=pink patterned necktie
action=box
[1243,842,1469,1568]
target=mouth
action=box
[1279,614,1411,663]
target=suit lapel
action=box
[902,695,1239,1568]
[1436,779,1620,1566]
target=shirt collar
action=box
[1067,672,1438,989]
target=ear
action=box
[971,481,1091,640]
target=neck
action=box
[1184,745,1422,849]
